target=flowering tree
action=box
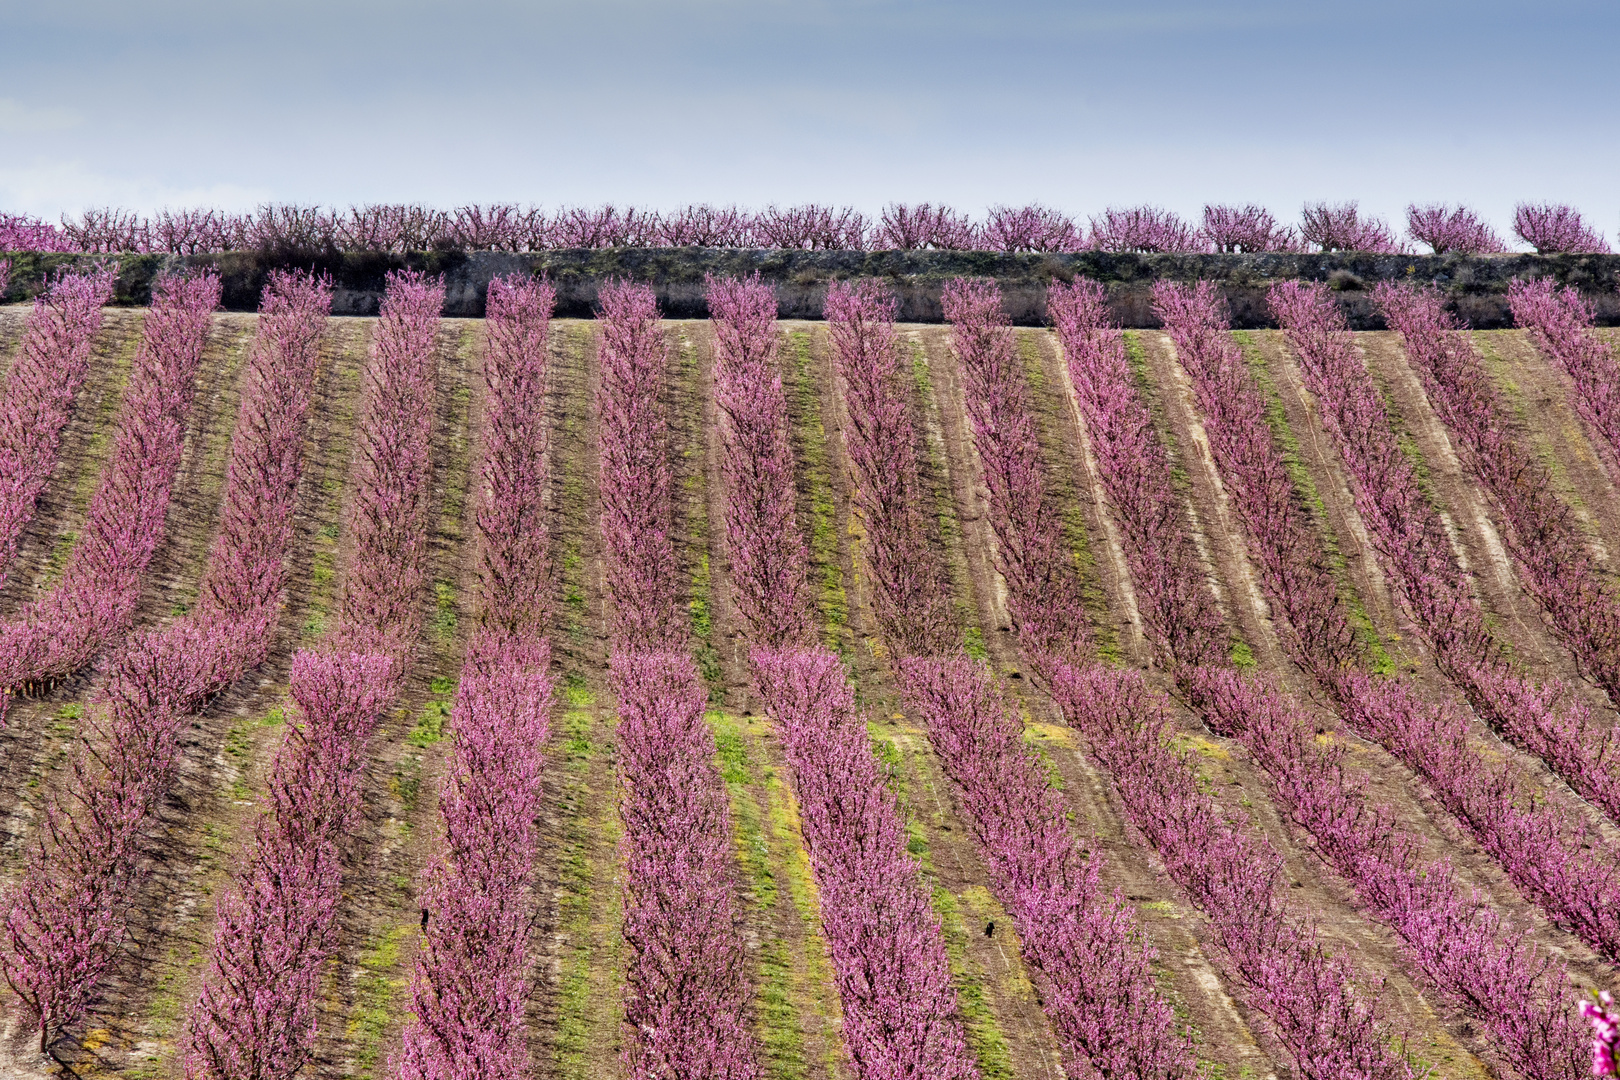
[1405,204,1506,254]
[596,280,685,648]
[1200,205,1298,252]
[824,279,958,657]
[871,204,979,250]
[1298,202,1401,252]
[1514,204,1610,253]
[981,204,1082,252]
[1088,206,1205,253]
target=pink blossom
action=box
[981,204,1082,253]
[1298,202,1401,253]
[1088,206,1206,253]
[1200,205,1299,253]
[824,279,957,657]
[1514,204,1610,254]
[1405,204,1506,254]
[942,277,1091,667]
[1047,278,1228,670]
[596,279,686,649]
[872,205,980,250]
[707,273,814,649]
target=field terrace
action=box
[0,268,1616,1080]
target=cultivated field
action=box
[0,272,1617,1079]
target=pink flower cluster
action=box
[1405,204,1507,255]
[185,271,441,1078]
[1584,992,1620,1075]
[397,634,554,1080]
[1081,279,1587,1075]
[1375,283,1620,709]
[1509,277,1620,482]
[0,270,219,709]
[611,651,759,1080]
[0,257,9,296]
[1514,204,1611,254]
[0,271,329,1054]
[597,279,761,1078]
[470,275,557,637]
[0,266,117,589]
[871,204,980,251]
[824,280,956,658]
[1047,278,1228,671]
[982,204,1086,252]
[1270,281,1620,958]
[1299,202,1402,254]
[396,276,556,1079]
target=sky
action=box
[1,0,1615,242]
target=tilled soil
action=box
[0,315,1615,1079]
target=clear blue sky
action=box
[1,0,1614,241]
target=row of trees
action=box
[595,280,761,1079]
[0,264,114,589]
[184,270,444,1078]
[0,200,1610,255]
[1045,279,1419,1078]
[1271,283,1620,960]
[395,276,557,1078]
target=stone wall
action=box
[4,248,1618,327]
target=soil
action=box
[0,314,1614,1078]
